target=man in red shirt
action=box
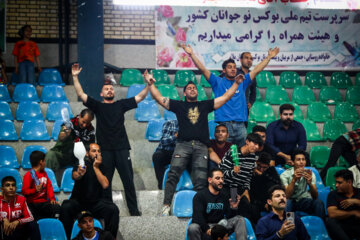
[22,151,60,220]
[208,124,232,171]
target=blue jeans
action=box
[286,198,325,220]
[219,121,247,147]
[19,60,36,85]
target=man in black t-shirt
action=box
[72,64,148,216]
[59,143,119,239]
[144,70,245,216]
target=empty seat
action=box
[172,190,196,217]
[46,101,73,121]
[21,145,48,169]
[51,120,64,140]
[319,86,343,105]
[292,86,315,105]
[45,168,60,192]
[120,69,143,86]
[38,68,65,86]
[323,119,347,141]
[353,119,360,130]
[20,119,50,141]
[330,72,352,88]
[279,71,302,88]
[345,86,360,105]
[334,102,358,122]
[182,84,208,101]
[157,84,180,100]
[0,101,13,120]
[38,218,67,239]
[174,70,196,87]
[163,109,177,121]
[152,69,170,85]
[162,168,193,191]
[326,166,346,190]
[256,71,276,87]
[0,168,22,192]
[200,70,219,88]
[255,87,262,102]
[61,167,75,192]
[301,216,330,239]
[264,85,289,104]
[13,83,39,102]
[0,119,18,140]
[249,102,276,122]
[305,72,327,88]
[15,101,44,121]
[145,119,166,141]
[307,102,331,122]
[0,85,11,102]
[0,145,19,168]
[126,84,151,100]
[40,85,68,102]
[299,119,322,141]
[208,120,218,140]
[71,219,102,239]
[134,100,161,122]
[310,146,330,169]
[246,120,257,134]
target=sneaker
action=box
[161,205,171,216]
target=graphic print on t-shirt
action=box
[187,106,200,124]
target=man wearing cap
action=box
[72,211,113,240]
[72,63,148,216]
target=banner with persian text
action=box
[155,5,360,70]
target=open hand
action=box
[181,44,193,55]
[72,63,82,76]
[268,47,280,58]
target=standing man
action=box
[183,44,279,147]
[208,124,232,171]
[72,63,148,216]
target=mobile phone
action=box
[286,212,295,224]
[230,187,237,203]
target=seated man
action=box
[266,104,307,166]
[21,151,60,220]
[252,125,275,166]
[72,211,113,240]
[211,224,230,240]
[60,143,119,239]
[280,149,325,219]
[152,119,178,189]
[208,124,232,171]
[326,169,360,240]
[0,176,41,240]
[188,169,247,240]
[349,151,360,188]
[256,185,310,240]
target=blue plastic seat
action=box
[185,218,192,240]
[21,145,48,169]
[0,85,11,102]
[45,168,60,192]
[16,101,44,121]
[318,187,331,215]
[38,69,65,86]
[0,145,19,168]
[70,219,102,239]
[0,168,22,192]
[126,84,151,100]
[301,216,330,239]
[305,167,327,189]
[0,101,13,120]
[41,85,68,102]
[208,120,218,140]
[61,167,75,192]
[172,190,196,217]
[163,109,177,120]
[145,119,165,141]
[275,167,285,176]
[51,120,64,140]
[46,101,73,121]
[0,119,18,140]
[228,218,256,240]
[134,100,161,122]
[37,218,67,239]
[20,120,50,141]
[162,168,193,191]
[13,84,40,102]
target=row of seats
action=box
[10,68,65,86]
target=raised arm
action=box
[144,70,170,110]
[249,47,280,80]
[72,63,88,103]
[182,44,211,80]
[134,83,149,103]
[93,154,109,189]
[213,74,244,109]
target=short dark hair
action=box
[2,176,16,187]
[246,133,263,147]
[268,185,285,200]
[222,58,235,70]
[215,124,228,133]
[252,125,266,133]
[257,152,272,165]
[183,81,197,92]
[211,224,228,240]
[240,52,251,59]
[208,168,222,178]
[18,25,32,38]
[291,148,307,161]
[335,169,353,182]
[30,151,45,167]
[279,103,295,114]
[80,108,94,119]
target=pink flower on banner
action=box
[347,0,359,9]
[158,5,174,18]
[157,47,174,67]
[176,28,186,44]
[176,52,196,68]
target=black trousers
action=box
[152,149,173,189]
[59,199,119,239]
[101,149,140,215]
[28,202,60,220]
[326,217,360,240]
[1,221,41,240]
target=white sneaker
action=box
[161,205,171,216]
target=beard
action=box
[103,96,114,101]
[211,182,223,192]
[282,119,292,126]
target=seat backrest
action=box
[134,100,161,122]
[306,102,331,122]
[326,166,346,189]
[61,167,75,192]
[44,168,60,192]
[16,101,44,121]
[305,72,327,88]
[0,85,11,102]
[301,216,330,239]
[305,167,326,189]
[334,102,358,122]
[353,119,360,130]
[174,70,196,87]
[38,69,64,86]
[126,84,152,100]
[145,119,166,141]
[13,84,39,102]
[46,101,73,121]
[292,86,315,105]
[70,219,102,239]
[319,86,343,105]
[299,119,322,141]
[51,120,64,140]
[310,146,330,169]
[120,69,143,86]
[0,168,22,192]
[172,190,197,217]
[0,101,13,120]
[37,218,67,239]
[208,120,218,140]
[20,120,50,141]
[275,167,285,176]
[249,102,276,122]
[0,145,19,168]
[41,85,68,102]
[345,86,360,105]
[164,109,177,121]
[256,71,276,87]
[279,71,302,88]
[330,72,352,88]
[323,119,347,141]
[0,119,18,140]
[152,69,171,85]
[245,217,256,240]
[157,84,180,100]
[162,168,193,191]
[21,145,48,169]
[264,85,289,104]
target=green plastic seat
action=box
[307,102,331,122]
[255,88,262,102]
[305,72,327,89]
[120,69,143,86]
[264,86,289,104]
[330,72,352,89]
[292,86,316,105]
[334,102,359,122]
[356,73,360,86]
[279,71,302,88]
[249,102,276,122]
[256,71,276,88]
[200,70,219,88]
[182,84,207,101]
[280,102,304,121]
[310,146,330,168]
[337,156,350,168]
[326,167,346,190]
[157,84,180,100]
[246,120,257,134]
[319,86,343,105]
[208,111,214,121]
[323,119,347,141]
[174,70,197,87]
[353,119,360,130]
[152,69,170,85]
[345,86,360,105]
[299,119,322,141]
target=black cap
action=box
[77,210,93,222]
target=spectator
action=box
[0,176,41,240]
[59,143,119,239]
[252,125,275,166]
[208,124,232,171]
[144,70,245,216]
[280,149,325,219]
[183,44,279,147]
[21,151,60,220]
[12,25,41,85]
[0,48,8,84]
[266,104,307,166]
[326,169,360,240]
[211,224,230,240]
[188,169,247,240]
[349,151,360,188]
[72,211,113,240]
[255,185,310,240]
[152,119,178,189]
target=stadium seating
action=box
[330,72,352,88]
[279,71,302,88]
[356,72,360,85]
[305,167,327,189]
[0,119,18,140]
[304,72,327,88]
[0,101,13,120]
[0,85,11,102]
[288,102,304,121]
[264,85,289,104]
[45,168,60,192]
[208,120,218,140]
[15,101,44,121]
[345,86,360,105]
[310,146,330,169]
[21,145,48,169]
[292,86,315,105]
[249,102,276,122]
[0,168,22,192]
[174,70,197,87]
[20,120,50,141]
[40,85,68,102]
[0,145,19,168]
[246,120,257,134]
[51,120,64,140]
[301,216,330,239]
[334,102,359,122]
[37,218,67,239]
[243,217,256,240]
[306,102,331,122]
[162,168,193,191]
[152,69,171,85]
[134,100,161,122]
[208,111,214,121]
[38,68,65,86]
[163,109,177,120]
[71,219,102,239]
[319,86,343,105]
[145,118,165,141]
[13,83,40,102]
[255,87,262,102]
[299,119,322,141]
[256,71,276,87]
[172,190,196,217]
[200,70,219,87]
[353,119,360,130]
[46,101,73,121]
[120,69,143,86]
[61,167,75,192]
[326,166,346,190]
[323,119,347,141]
[126,84,152,100]
[10,72,19,86]
[157,84,180,100]
[275,166,285,175]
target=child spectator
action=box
[0,48,7,84]
[12,25,41,85]
[21,151,60,220]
